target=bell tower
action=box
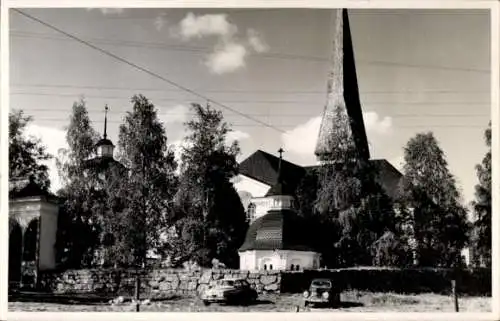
[315,9,370,162]
[95,105,115,158]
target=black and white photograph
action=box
[3,1,498,315]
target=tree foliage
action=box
[111,94,178,267]
[9,109,51,190]
[172,103,247,268]
[313,105,396,267]
[371,230,412,267]
[399,132,469,267]
[55,100,101,267]
[471,122,491,267]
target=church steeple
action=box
[265,148,294,198]
[96,104,115,158]
[103,104,109,140]
[315,9,370,161]
[277,147,284,183]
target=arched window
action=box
[247,203,256,221]
[269,264,273,270]
[290,264,295,270]
[295,265,300,271]
[263,264,267,270]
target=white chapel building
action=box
[237,150,321,271]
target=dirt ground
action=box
[8,291,491,312]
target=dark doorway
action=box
[23,219,39,288]
[9,223,22,287]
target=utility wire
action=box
[10,91,491,105]
[12,9,287,134]
[16,107,490,116]
[28,117,489,129]
[11,30,491,74]
[11,83,490,94]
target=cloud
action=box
[363,111,393,135]
[86,8,125,15]
[154,12,168,31]
[226,130,250,143]
[206,42,247,74]
[25,124,68,194]
[281,111,393,157]
[177,13,237,40]
[160,104,191,124]
[170,129,249,171]
[247,29,269,53]
[170,139,193,172]
[282,116,322,156]
[172,12,268,74]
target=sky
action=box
[9,8,491,207]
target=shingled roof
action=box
[238,150,402,200]
[238,209,317,252]
[239,150,306,190]
[9,177,58,201]
[83,156,125,171]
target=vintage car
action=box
[201,278,258,306]
[303,278,341,307]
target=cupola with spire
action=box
[95,105,115,158]
[264,148,296,211]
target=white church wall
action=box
[284,251,321,270]
[232,175,270,199]
[39,201,59,270]
[251,195,296,220]
[251,197,273,219]
[239,250,320,271]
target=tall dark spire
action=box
[315,9,370,161]
[103,104,109,140]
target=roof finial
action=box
[104,104,109,139]
[277,147,284,181]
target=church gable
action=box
[236,151,403,203]
[238,150,305,191]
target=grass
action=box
[8,291,491,312]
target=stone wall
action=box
[39,268,281,299]
[38,267,491,299]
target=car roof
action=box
[311,278,332,282]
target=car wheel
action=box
[304,301,309,307]
[202,300,210,306]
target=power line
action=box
[12,9,287,134]
[10,92,491,105]
[22,111,491,118]
[11,30,491,74]
[11,83,490,95]
[28,117,489,129]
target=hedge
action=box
[280,267,491,296]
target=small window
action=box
[247,203,256,221]
[290,264,295,270]
[263,264,267,270]
[295,265,300,271]
[269,264,273,270]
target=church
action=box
[234,9,402,271]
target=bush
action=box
[280,267,491,295]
